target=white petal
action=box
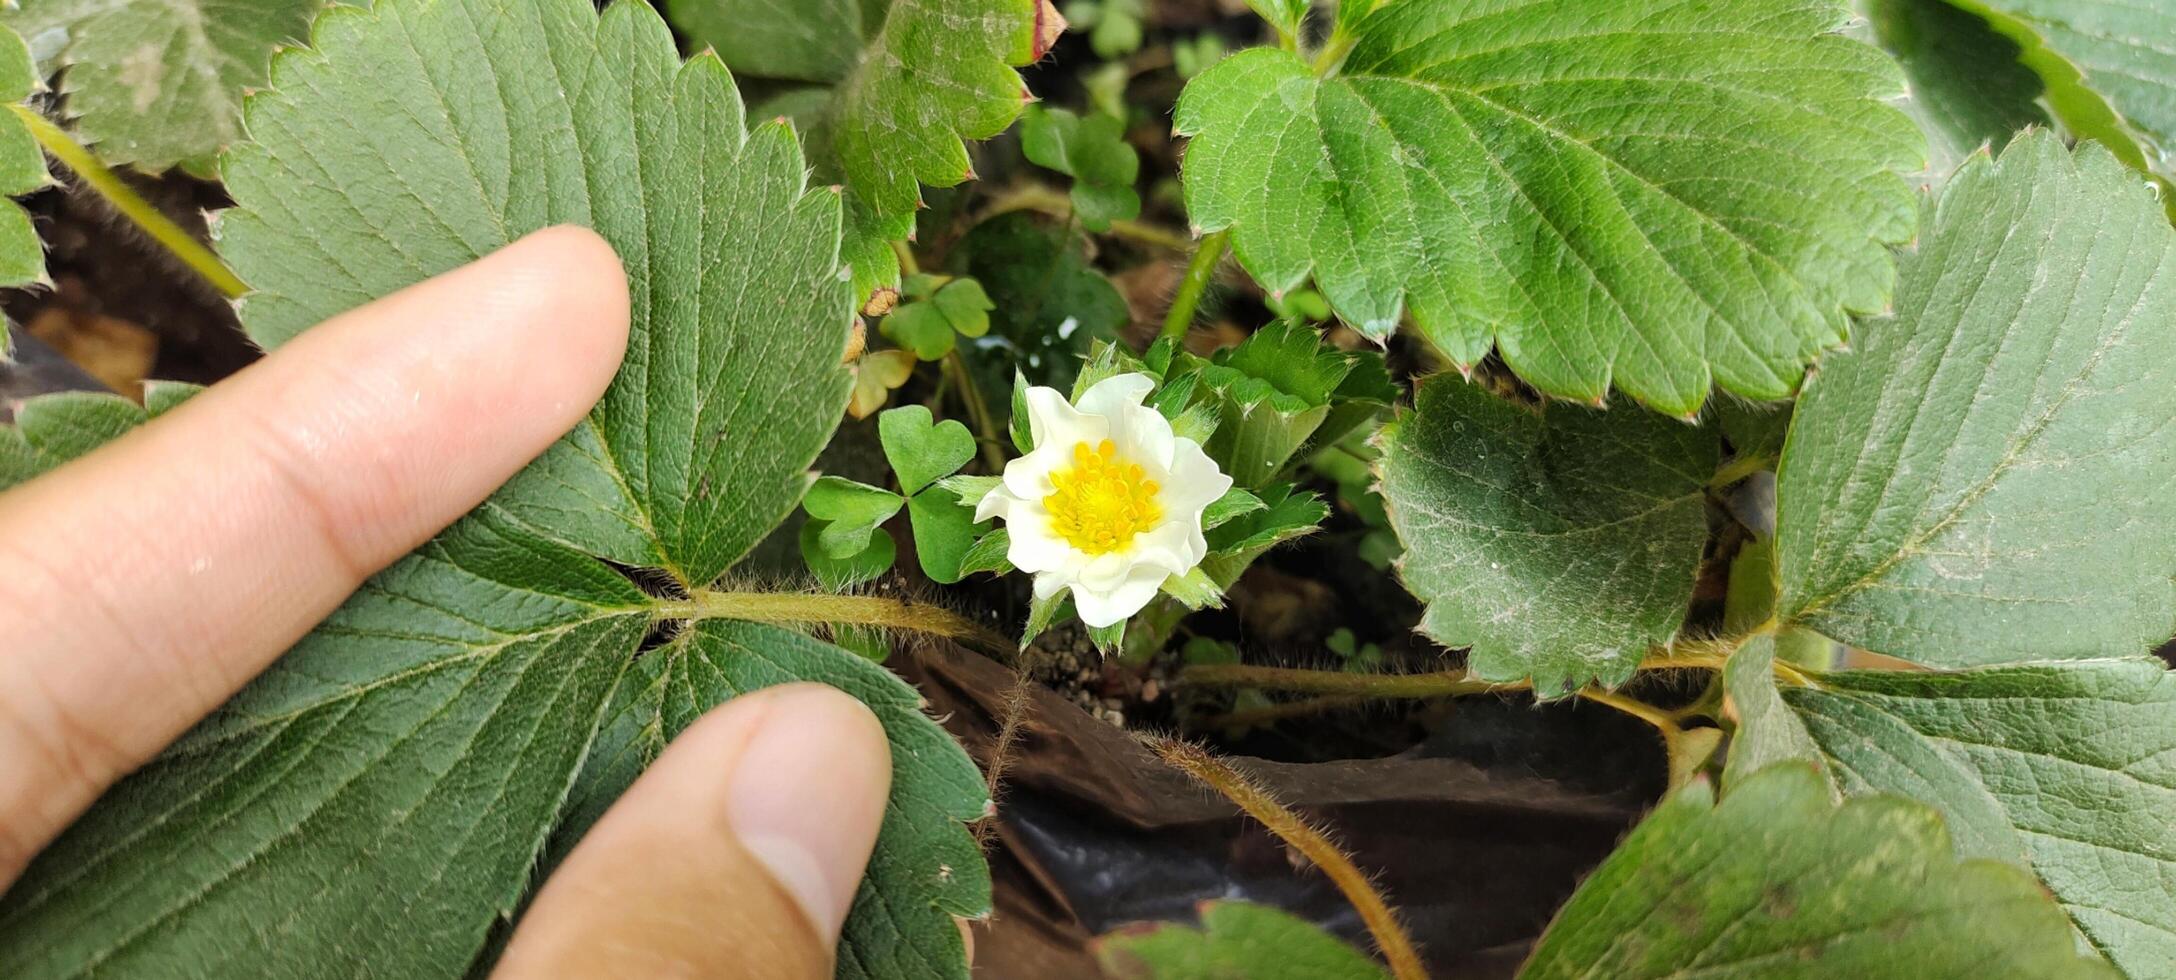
[1000,442,1075,500]
[1004,504,1077,574]
[974,483,1023,524]
[1023,385,1105,451]
[1075,550,1135,592]
[1109,399,1178,472]
[1032,570,1070,601]
[1129,520,1205,575]
[1160,436,1234,514]
[1072,565,1168,628]
[1074,373,1155,419]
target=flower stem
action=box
[661,589,1011,654]
[1149,737,1428,980]
[1160,229,1230,342]
[945,350,1008,471]
[11,105,247,300]
[977,184,1193,252]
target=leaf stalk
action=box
[662,589,1011,654]
[11,105,247,300]
[1160,228,1230,341]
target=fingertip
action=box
[719,683,892,943]
[476,225,631,402]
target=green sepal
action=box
[936,473,1002,509]
[1088,619,1126,654]
[956,527,1013,577]
[1200,486,1266,531]
[1160,567,1223,610]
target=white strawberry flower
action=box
[975,373,1233,628]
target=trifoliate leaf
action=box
[932,276,994,338]
[882,300,960,360]
[1776,133,2176,667]
[1098,901,1387,980]
[0,25,49,339]
[1020,104,1141,231]
[850,348,920,419]
[4,0,324,172]
[952,212,1127,391]
[1173,0,1922,414]
[1865,0,2048,169]
[805,475,907,559]
[1943,0,2176,199]
[1380,377,1716,694]
[908,485,985,583]
[554,621,992,980]
[0,510,656,980]
[802,519,899,591]
[0,4,986,979]
[1520,764,2116,980]
[666,0,1046,296]
[879,404,976,495]
[1761,659,2176,978]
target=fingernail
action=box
[723,684,893,943]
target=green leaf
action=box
[932,277,994,338]
[804,475,906,558]
[802,519,899,591]
[661,0,884,83]
[0,389,143,490]
[907,486,984,584]
[1865,0,2048,168]
[882,301,960,360]
[1766,658,2176,978]
[0,25,48,333]
[4,0,325,172]
[0,511,655,979]
[952,213,1127,391]
[555,621,992,980]
[1243,0,1309,39]
[667,0,1044,295]
[1718,635,1820,788]
[1775,133,2176,667]
[1519,764,2116,980]
[879,405,976,495]
[1098,901,1387,980]
[1020,104,1141,231]
[1940,0,2176,199]
[1380,377,1717,694]
[1,3,985,978]
[1173,0,1922,414]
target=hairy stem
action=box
[1180,663,1514,697]
[1148,738,1428,980]
[1707,452,1777,489]
[663,590,1011,654]
[1160,229,1231,341]
[1577,687,1713,787]
[11,105,247,300]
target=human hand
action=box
[0,228,892,978]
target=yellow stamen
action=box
[1044,439,1163,554]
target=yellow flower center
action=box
[1045,439,1163,554]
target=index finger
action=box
[0,227,630,884]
